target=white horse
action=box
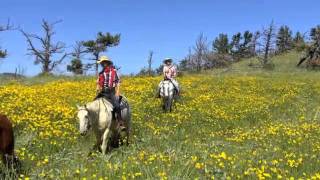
[77,96,131,154]
[159,80,177,112]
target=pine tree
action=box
[276,25,293,54]
[83,32,120,76]
[213,33,230,54]
[67,59,83,75]
[240,31,253,58]
[250,31,260,57]
[67,41,86,75]
[293,32,304,44]
[230,32,242,61]
[293,32,306,52]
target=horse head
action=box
[77,104,91,136]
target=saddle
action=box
[162,79,179,95]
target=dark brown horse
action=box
[0,114,19,167]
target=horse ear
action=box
[76,104,81,109]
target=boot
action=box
[116,112,126,131]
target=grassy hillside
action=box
[0,53,320,179]
[206,51,318,79]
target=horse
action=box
[0,114,19,168]
[159,80,177,112]
[77,96,131,154]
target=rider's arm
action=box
[97,73,104,92]
[115,70,120,96]
[115,85,120,97]
[172,66,177,78]
[163,66,168,78]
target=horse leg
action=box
[163,97,168,112]
[94,132,102,152]
[0,130,14,166]
[101,128,111,155]
[110,130,120,148]
[169,97,173,112]
[166,97,171,113]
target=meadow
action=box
[0,52,320,179]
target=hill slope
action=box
[1,66,320,179]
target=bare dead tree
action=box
[187,47,196,70]
[193,33,209,71]
[0,19,15,32]
[147,50,153,76]
[261,20,276,66]
[72,41,86,60]
[0,19,16,59]
[14,65,26,79]
[20,20,67,74]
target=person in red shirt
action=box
[95,55,124,129]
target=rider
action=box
[95,55,124,129]
[157,58,180,97]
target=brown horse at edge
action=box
[0,114,19,167]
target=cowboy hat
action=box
[97,55,112,64]
[163,58,173,63]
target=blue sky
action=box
[0,0,320,76]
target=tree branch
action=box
[20,29,46,62]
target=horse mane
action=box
[85,98,113,113]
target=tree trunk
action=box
[148,51,153,76]
[95,53,99,77]
[43,62,50,74]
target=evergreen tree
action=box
[293,32,305,44]
[230,32,242,61]
[67,59,83,75]
[67,41,86,75]
[240,31,254,58]
[83,32,120,76]
[250,31,260,57]
[293,31,306,52]
[213,33,230,54]
[276,25,293,53]
[310,25,320,44]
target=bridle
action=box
[79,105,92,130]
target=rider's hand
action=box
[96,86,102,93]
[115,86,120,97]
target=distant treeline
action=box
[1,19,320,76]
[177,21,320,72]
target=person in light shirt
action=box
[157,58,180,97]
